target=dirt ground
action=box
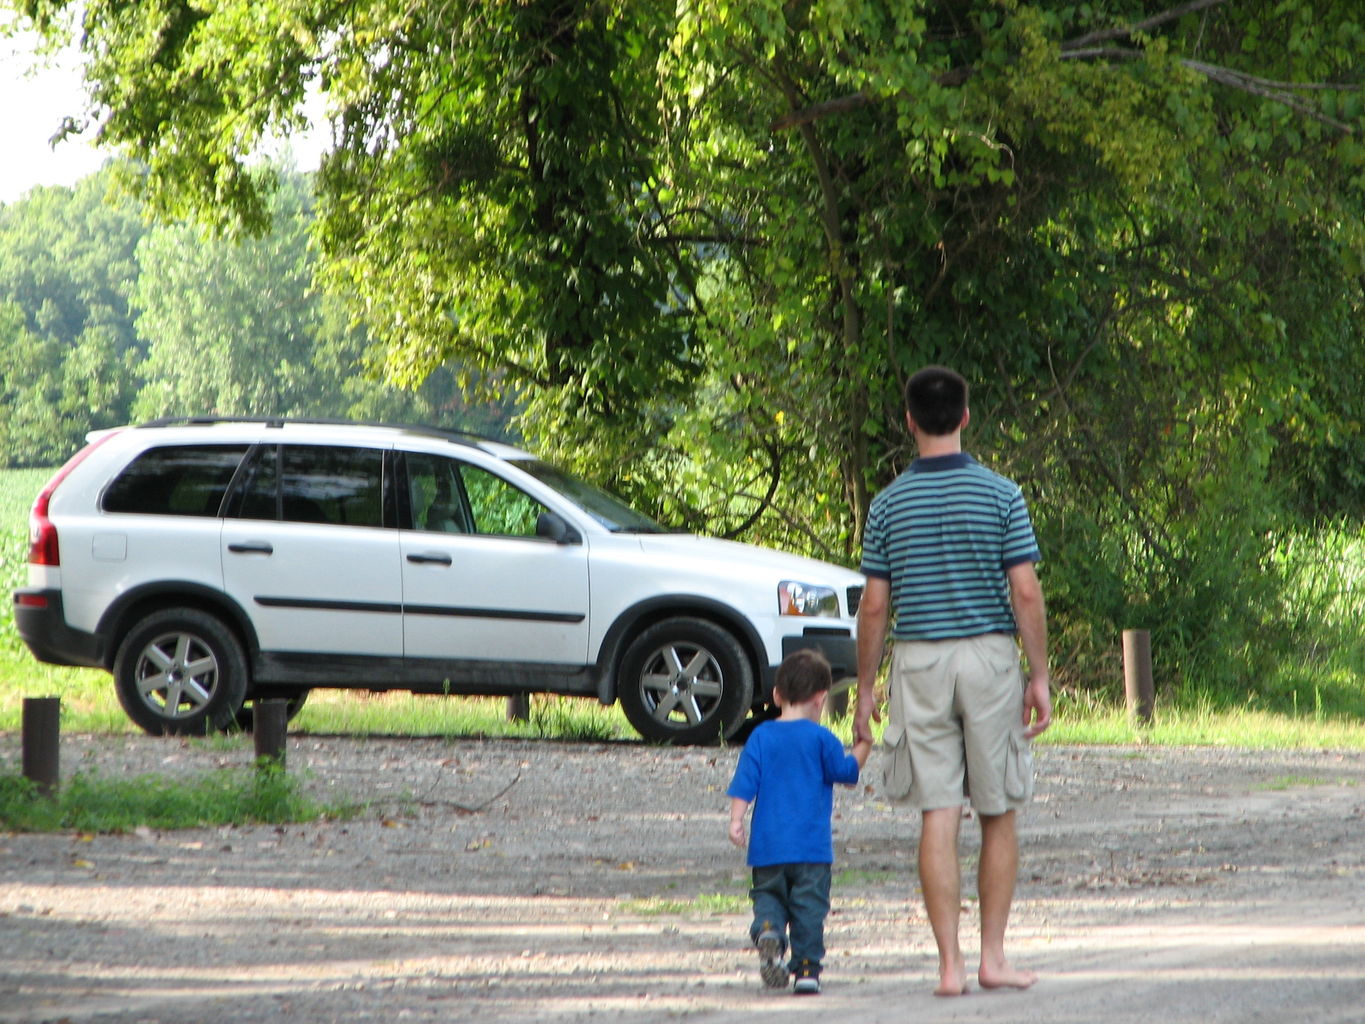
[1,732,1363,1024]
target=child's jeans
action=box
[748,862,831,974]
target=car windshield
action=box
[514,459,675,533]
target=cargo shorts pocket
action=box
[880,721,914,802]
[1004,731,1034,803]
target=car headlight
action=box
[778,581,840,617]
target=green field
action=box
[0,467,1360,748]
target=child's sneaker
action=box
[756,930,788,989]
[792,961,821,995]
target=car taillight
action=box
[28,492,60,566]
[26,432,120,567]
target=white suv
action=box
[13,418,863,744]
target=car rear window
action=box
[102,445,250,517]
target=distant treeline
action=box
[0,165,515,468]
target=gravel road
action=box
[2,732,1363,1023]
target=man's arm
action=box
[1007,560,1052,738]
[854,576,891,744]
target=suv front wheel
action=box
[617,617,754,745]
[113,608,248,736]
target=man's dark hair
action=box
[774,648,833,705]
[905,365,969,435]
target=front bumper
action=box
[768,629,857,697]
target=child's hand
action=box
[852,737,873,769]
[728,797,750,848]
[728,818,747,848]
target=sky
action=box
[2,31,110,203]
[2,28,326,205]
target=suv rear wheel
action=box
[617,617,754,745]
[113,608,248,735]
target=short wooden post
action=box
[506,693,531,723]
[1123,629,1155,723]
[22,696,61,798]
[253,699,289,768]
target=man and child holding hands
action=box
[727,366,1053,997]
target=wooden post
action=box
[1123,629,1155,723]
[22,696,61,798]
[253,699,289,768]
[506,693,531,723]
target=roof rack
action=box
[133,416,507,449]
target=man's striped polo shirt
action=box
[860,453,1040,642]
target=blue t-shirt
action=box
[726,719,861,867]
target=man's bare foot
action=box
[934,962,971,997]
[978,960,1038,991]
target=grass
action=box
[291,689,633,742]
[0,676,639,739]
[1253,775,1336,791]
[0,761,357,832]
[1037,686,1365,749]
[621,872,896,919]
[2,651,1362,749]
[623,892,750,917]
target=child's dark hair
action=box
[774,649,833,705]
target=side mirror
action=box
[536,511,581,545]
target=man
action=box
[853,365,1051,997]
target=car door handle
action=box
[406,552,453,566]
[227,542,275,555]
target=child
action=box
[727,649,872,995]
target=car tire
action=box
[113,608,249,736]
[617,617,755,745]
[234,689,310,732]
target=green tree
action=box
[131,170,323,418]
[0,301,64,465]
[132,166,512,429]
[8,0,1363,697]
[0,171,146,462]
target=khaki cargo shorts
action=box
[880,632,1034,815]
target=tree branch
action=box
[770,0,1357,139]
[1181,59,1357,134]
[768,67,971,132]
[1061,0,1228,52]
[769,91,874,132]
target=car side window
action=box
[460,464,546,538]
[233,446,280,520]
[230,445,385,527]
[407,453,472,534]
[101,445,249,517]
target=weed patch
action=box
[0,763,357,832]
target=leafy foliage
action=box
[0,175,145,463]
[0,165,514,453]
[5,0,1364,701]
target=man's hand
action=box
[853,690,881,745]
[852,737,873,770]
[1007,562,1051,739]
[1022,673,1052,738]
[855,576,891,745]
